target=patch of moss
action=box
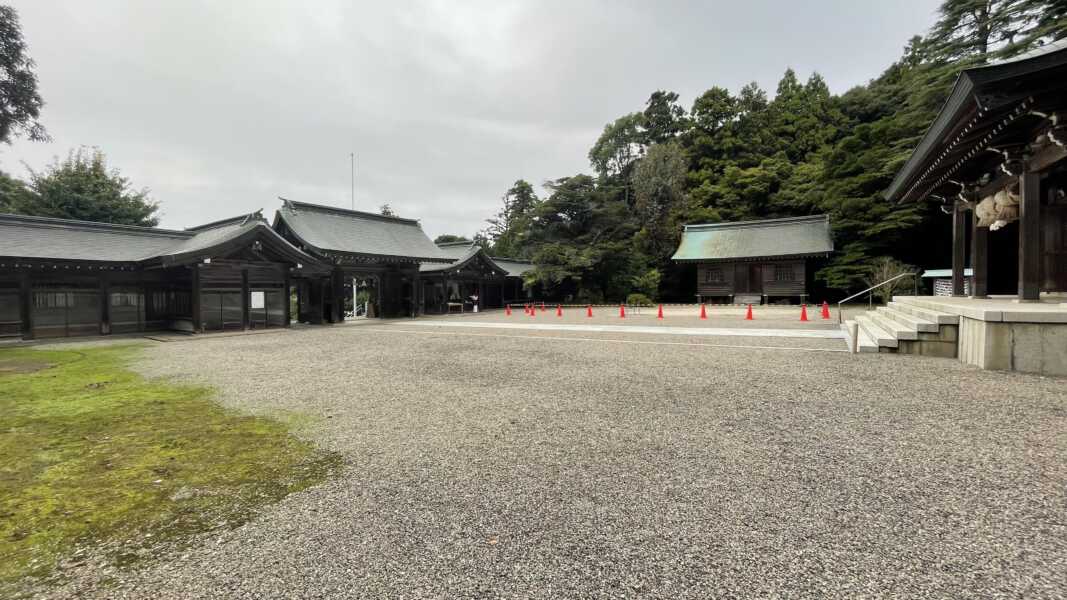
[0,344,342,596]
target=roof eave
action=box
[672,251,832,263]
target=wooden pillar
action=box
[1018,171,1042,301]
[971,210,989,298]
[330,269,343,323]
[283,271,292,327]
[478,280,484,312]
[18,271,33,340]
[952,202,968,297]
[241,269,250,330]
[99,273,111,335]
[190,264,202,333]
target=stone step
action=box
[887,301,959,325]
[845,320,879,353]
[869,310,918,341]
[877,306,939,333]
[855,314,898,348]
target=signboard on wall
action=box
[250,291,265,309]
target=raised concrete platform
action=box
[893,295,1067,376]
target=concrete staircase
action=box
[843,296,960,357]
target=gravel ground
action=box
[44,322,1067,598]
[432,306,843,330]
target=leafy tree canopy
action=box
[0,6,47,144]
[434,234,470,244]
[15,147,159,226]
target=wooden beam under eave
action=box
[1028,143,1067,173]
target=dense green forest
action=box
[480,0,1067,303]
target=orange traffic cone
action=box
[619,304,626,318]
[529,304,536,317]
[657,304,664,319]
[505,304,512,316]
[540,302,545,313]
[745,304,753,320]
[587,304,593,318]
[800,304,809,321]
[524,304,530,315]
[821,301,830,320]
[556,304,562,317]
[699,303,707,320]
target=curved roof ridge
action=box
[280,197,423,226]
[185,210,265,232]
[0,212,192,238]
[683,214,828,231]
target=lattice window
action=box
[774,264,795,282]
[704,267,724,283]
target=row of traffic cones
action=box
[506,301,831,321]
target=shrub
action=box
[626,293,654,306]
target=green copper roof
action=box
[671,215,833,262]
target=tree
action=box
[434,234,469,244]
[588,113,645,178]
[0,6,47,144]
[379,203,396,217]
[0,169,30,213]
[483,179,538,258]
[642,90,687,145]
[632,142,687,262]
[20,148,159,226]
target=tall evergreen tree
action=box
[0,6,47,144]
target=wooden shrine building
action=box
[418,241,533,313]
[0,210,328,340]
[885,40,1067,301]
[671,215,833,305]
[874,40,1067,375]
[272,199,452,320]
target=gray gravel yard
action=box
[59,318,1067,598]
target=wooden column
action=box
[971,210,989,298]
[190,264,202,332]
[99,273,111,335]
[952,202,968,297]
[241,269,250,330]
[1018,171,1042,301]
[283,271,292,327]
[331,269,343,323]
[19,271,33,341]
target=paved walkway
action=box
[403,320,847,339]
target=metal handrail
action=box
[837,272,919,323]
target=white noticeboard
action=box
[250,291,265,309]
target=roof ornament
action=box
[1029,111,1065,148]
[947,180,974,209]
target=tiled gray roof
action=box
[489,257,534,278]
[0,211,320,266]
[671,215,833,262]
[420,242,508,276]
[0,213,191,262]
[434,240,478,260]
[275,200,450,262]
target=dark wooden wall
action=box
[696,259,807,300]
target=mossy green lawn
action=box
[0,344,341,594]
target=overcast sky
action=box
[3,0,940,237]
